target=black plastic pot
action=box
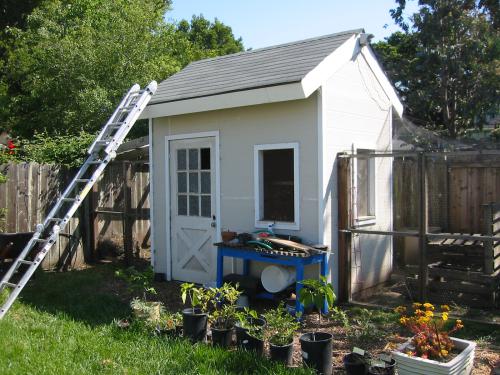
[235,317,266,354]
[299,332,333,375]
[211,326,233,347]
[182,308,208,342]
[343,353,367,375]
[367,359,395,375]
[269,341,294,366]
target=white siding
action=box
[320,52,393,294]
[151,97,319,280]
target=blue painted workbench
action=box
[216,245,328,315]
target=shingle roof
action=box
[151,29,364,104]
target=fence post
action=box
[123,161,133,265]
[338,155,352,302]
[418,152,429,301]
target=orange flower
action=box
[440,304,450,312]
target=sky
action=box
[166,0,419,49]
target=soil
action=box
[78,260,500,375]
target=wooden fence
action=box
[394,156,500,233]
[0,160,150,269]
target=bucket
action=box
[261,265,296,293]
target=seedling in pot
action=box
[264,303,301,365]
[298,276,336,329]
[180,282,212,313]
[209,283,241,330]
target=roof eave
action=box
[140,81,306,119]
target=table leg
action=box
[216,248,223,288]
[243,259,249,276]
[320,253,328,314]
[295,264,305,316]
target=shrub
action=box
[395,303,463,360]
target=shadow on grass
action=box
[19,264,130,326]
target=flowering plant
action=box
[395,303,464,360]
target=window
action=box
[355,149,376,224]
[254,143,299,230]
[176,147,211,218]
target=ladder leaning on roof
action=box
[0,81,157,320]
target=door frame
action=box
[164,131,221,282]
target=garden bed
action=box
[0,262,498,374]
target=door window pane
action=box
[189,172,199,193]
[177,149,187,170]
[201,196,211,217]
[189,149,198,170]
[189,195,199,216]
[201,172,211,194]
[178,195,187,216]
[178,172,187,193]
[201,148,211,170]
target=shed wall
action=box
[150,96,319,280]
[320,52,393,294]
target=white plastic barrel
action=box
[261,265,296,293]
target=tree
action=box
[374,0,499,138]
[176,15,244,65]
[0,1,244,139]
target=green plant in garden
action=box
[180,282,213,313]
[115,266,157,301]
[236,308,265,340]
[298,276,336,324]
[209,283,242,329]
[329,306,350,328]
[263,303,301,346]
[158,311,182,331]
[130,298,164,327]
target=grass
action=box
[0,265,313,375]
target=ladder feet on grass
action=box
[0,81,157,319]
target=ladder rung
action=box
[48,218,62,222]
[88,160,103,165]
[75,179,90,183]
[17,260,34,266]
[94,140,111,145]
[108,122,125,126]
[2,282,18,289]
[35,238,48,243]
[61,197,78,202]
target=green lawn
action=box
[0,266,313,375]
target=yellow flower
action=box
[442,312,448,321]
[423,302,434,310]
[425,310,434,318]
[399,316,409,325]
[413,302,422,308]
[455,319,464,329]
[440,304,450,312]
[395,306,407,314]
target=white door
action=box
[170,137,217,285]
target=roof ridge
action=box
[188,28,364,66]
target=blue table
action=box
[216,245,328,315]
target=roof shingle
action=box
[151,29,363,104]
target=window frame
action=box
[254,142,300,230]
[354,149,376,226]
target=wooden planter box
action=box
[392,337,476,375]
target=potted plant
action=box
[155,311,183,337]
[235,308,266,354]
[130,297,164,325]
[343,348,396,375]
[298,276,336,375]
[392,303,474,375]
[263,303,301,366]
[209,283,241,347]
[180,282,212,342]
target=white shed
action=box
[142,29,403,296]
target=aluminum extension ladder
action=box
[0,81,157,319]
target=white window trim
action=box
[354,149,376,227]
[254,142,300,230]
